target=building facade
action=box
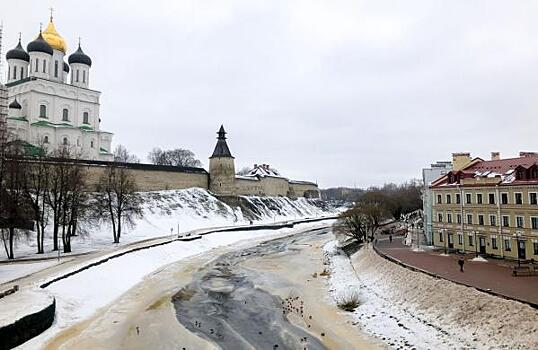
[431,152,538,261]
[4,16,113,160]
[422,160,452,244]
[209,125,320,198]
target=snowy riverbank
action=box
[323,240,538,350]
[2,188,336,262]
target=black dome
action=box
[8,99,22,110]
[6,40,30,62]
[63,61,70,73]
[68,45,92,67]
[27,33,53,55]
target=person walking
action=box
[458,255,465,272]
[389,234,393,243]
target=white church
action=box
[3,15,113,160]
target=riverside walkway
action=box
[375,235,538,306]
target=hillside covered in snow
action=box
[2,188,337,261]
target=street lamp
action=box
[474,230,478,257]
[515,231,522,267]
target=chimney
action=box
[491,152,500,161]
[452,152,472,171]
[519,151,537,157]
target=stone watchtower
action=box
[209,125,236,195]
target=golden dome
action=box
[42,19,67,53]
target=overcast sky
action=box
[2,1,538,188]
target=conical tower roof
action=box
[210,125,233,158]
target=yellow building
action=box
[431,152,538,261]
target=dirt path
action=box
[45,227,377,350]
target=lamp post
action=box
[474,230,478,257]
[516,231,521,266]
[443,229,447,255]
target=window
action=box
[20,67,23,79]
[467,214,473,225]
[502,215,510,227]
[42,59,46,73]
[446,194,451,204]
[62,109,69,121]
[478,214,484,226]
[488,193,495,204]
[458,234,463,245]
[90,140,94,148]
[447,213,452,223]
[530,193,537,205]
[469,235,474,246]
[492,237,498,249]
[456,193,461,204]
[43,136,49,144]
[534,242,538,255]
[516,216,524,228]
[12,66,16,79]
[83,112,89,124]
[477,194,483,204]
[438,213,443,222]
[8,66,10,79]
[54,60,59,78]
[437,194,442,204]
[76,69,80,82]
[504,239,511,251]
[532,217,538,230]
[83,70,86,83]
[515,193,523,205]
[439,231,444,242]
[62,137,68,145]
[35,58,39,72]
[39,105,47,118]
[490,215,496,226]
[501,193,508,205]
[457,214,462,224]
[466,193,472,204]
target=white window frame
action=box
[478,213,485,226]
[531,216,538,230]
[476,193,483,204]
[502,215,510,227]
[501,192,509,205]
[467,213,473,225]
[489,214,496,226]
[514,192,523,205]
[529,192,538,205]
[516,216,524,228]
[488,192,496,205]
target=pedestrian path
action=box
[375,235,538,306]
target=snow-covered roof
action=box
[246,164,282,177]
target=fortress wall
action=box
[289,182,320,198]
[84,165,209,191]
[258,177,290,197]
[235,178,264,196]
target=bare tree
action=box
[0,143,33,259]
[236,166,251,176]
[59,162,87,253]
[114,144,140,163]
[147,147,202,167]
[96,146,143,243]
[23,146,50,254]
[337,191,391,244]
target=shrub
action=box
[336,289,360,311]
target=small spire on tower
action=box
[18,32,21,42]
[49,7,54,22]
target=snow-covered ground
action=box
[2,188,335,261]
[18,221,330,349]
[323,240,538,350]
[0,260,60,285]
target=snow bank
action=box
[2,188,335,261]
[0,261,59,285]
[344,246,538,349]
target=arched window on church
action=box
[90,140,94,148]
[20,67,23,79]
[35,58,39,73]
[62,109,69,121]
[83,70,86,83]
[43,136,49,144]
[42,60,46,73]
[54,61,59,78]
[76,70,79,82]
[39,105,47,118]
[63,137,68,146]
[12,66,16,79]
[83,112,89,124]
